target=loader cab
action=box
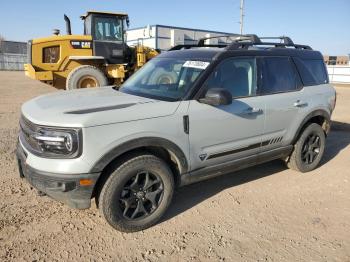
[81,11,130,64]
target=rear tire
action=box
[66,65,108,90]
[98,154,174,232]
[287,123,325,172]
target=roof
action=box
[81,11,128,19]
[161,35,323,60]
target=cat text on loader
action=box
[24,11,159,89]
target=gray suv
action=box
[17,35,336,232]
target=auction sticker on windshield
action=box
[183,61,210,70]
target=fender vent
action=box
[269,136,283,145]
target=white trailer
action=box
[126,24,235,51]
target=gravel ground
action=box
[0,71,349,262]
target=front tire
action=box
[66,65,108,90]
[98,154,174,232]
[287,123,326,172]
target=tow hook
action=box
[36,190,46,197]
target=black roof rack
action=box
[169,44,227,51]
[196,34,262,46]
[259,36,294,45]
[169,34,312,51]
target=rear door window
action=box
[260,57,301,95]
[293,58,328,86]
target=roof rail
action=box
[196,34,261,46]
[197,34,238,46]
[169,34,312,51]
[169,44,227,51]
[259,36,294,45]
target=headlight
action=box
[19,117,82,159]
[34,128,80,157]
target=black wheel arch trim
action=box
[292,109,331,144]
[89,137,189,174]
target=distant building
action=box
[324,55,349,65]
[0,41,27,70]
[126,24,235,51]
[0,40,27,54]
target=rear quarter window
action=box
[293,58,329,86]
[260,57,301,95]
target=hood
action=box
[32,35,92,44]
[22,87,180,128]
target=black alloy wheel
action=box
[286,123,326,172]
[98,154,174,232]
[120,171,164,220]
[301,133,321,165]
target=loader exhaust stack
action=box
[64,14,72,35]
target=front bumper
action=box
[16,142,100,209]
[24,64,53,81]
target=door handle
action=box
[242,107,263,115]
[293,100,308,108]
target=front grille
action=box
[19,116,42,154]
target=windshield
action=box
[120,58,211,101]
[94,16,123,41]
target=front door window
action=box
[204,57,257,98]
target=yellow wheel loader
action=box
[24,11,159,89]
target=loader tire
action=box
[66,65,108,90]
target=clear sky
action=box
[0,0,349,55]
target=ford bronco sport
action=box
[17,35,336,232]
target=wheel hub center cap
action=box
[136,191,145,199]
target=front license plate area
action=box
[17,143,28,178]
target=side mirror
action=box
[199,88,232,106]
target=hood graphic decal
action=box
[65,103,136,114]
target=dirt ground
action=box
[0,71,349,262]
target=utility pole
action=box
[239,0,245,35]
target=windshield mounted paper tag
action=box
[183,61,210,70]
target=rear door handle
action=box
[242,107,263,115]
[294,100,308,108]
